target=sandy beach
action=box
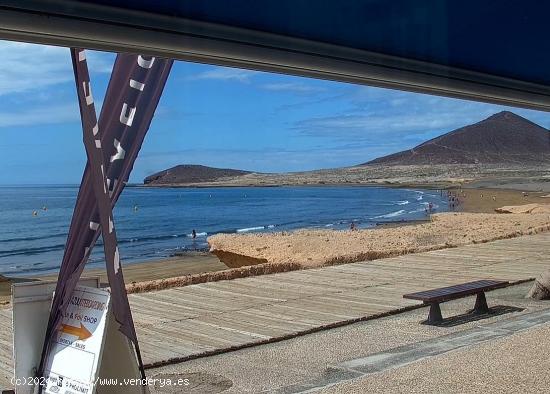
[206,187,550,269]
[0,252,226,305]
[209,211,550,267]
[454,187,549,212]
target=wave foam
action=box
[374,209,406,219]
[237,226,265,233]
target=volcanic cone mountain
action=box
[366,111,550,165]
[144,165,251,185]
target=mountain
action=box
[144,165,252,185]
[365,111,550,165]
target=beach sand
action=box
[55,252,226,286]
[0,252,226,305]
[209,211,550,267]
[452,187,548,213]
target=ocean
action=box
[0,185,448,276]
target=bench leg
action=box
[473,292,490,314]
[427,302,443,324]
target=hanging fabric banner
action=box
[37,50,173,379]
[70,46,137,362]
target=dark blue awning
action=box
[1,0,549,110]
[83,0,550,86]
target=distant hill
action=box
[365,111,550,165]
[144,165,251,185]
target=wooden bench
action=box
[403,280,509,324]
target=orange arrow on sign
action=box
[60,323,92,340]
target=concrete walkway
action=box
[279,307,550,393]
[142,281,550,393]
[320,314,550,394]
[1,232,550,388]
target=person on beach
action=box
[350,222,357,231]
[192,229,197,239]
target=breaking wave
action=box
[237,225,271,233]
[373,209,406,219]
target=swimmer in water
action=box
[32,210,38,216]
[133,205,138,212]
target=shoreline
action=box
[138,181,453,189]
[2,184,550,304]
[0,216,433,304]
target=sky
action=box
[1,40,550,185]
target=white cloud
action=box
[293,85,550,147]
[0,97,106,128]
[86,50,115,74]
[0,42,112,128]
[0,42,113,97]
[0,42,71,96]
[261,82,326,94]
[189,66,259,82]
[0,103,79,128]
[294,111,479,137]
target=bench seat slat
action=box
[403,280,508,303]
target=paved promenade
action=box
[1,232,550,387]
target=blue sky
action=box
[1,41,550,185]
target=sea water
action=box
[0,185,448,276]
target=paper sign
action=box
[11,278,100,394]
[43,286,110,394]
